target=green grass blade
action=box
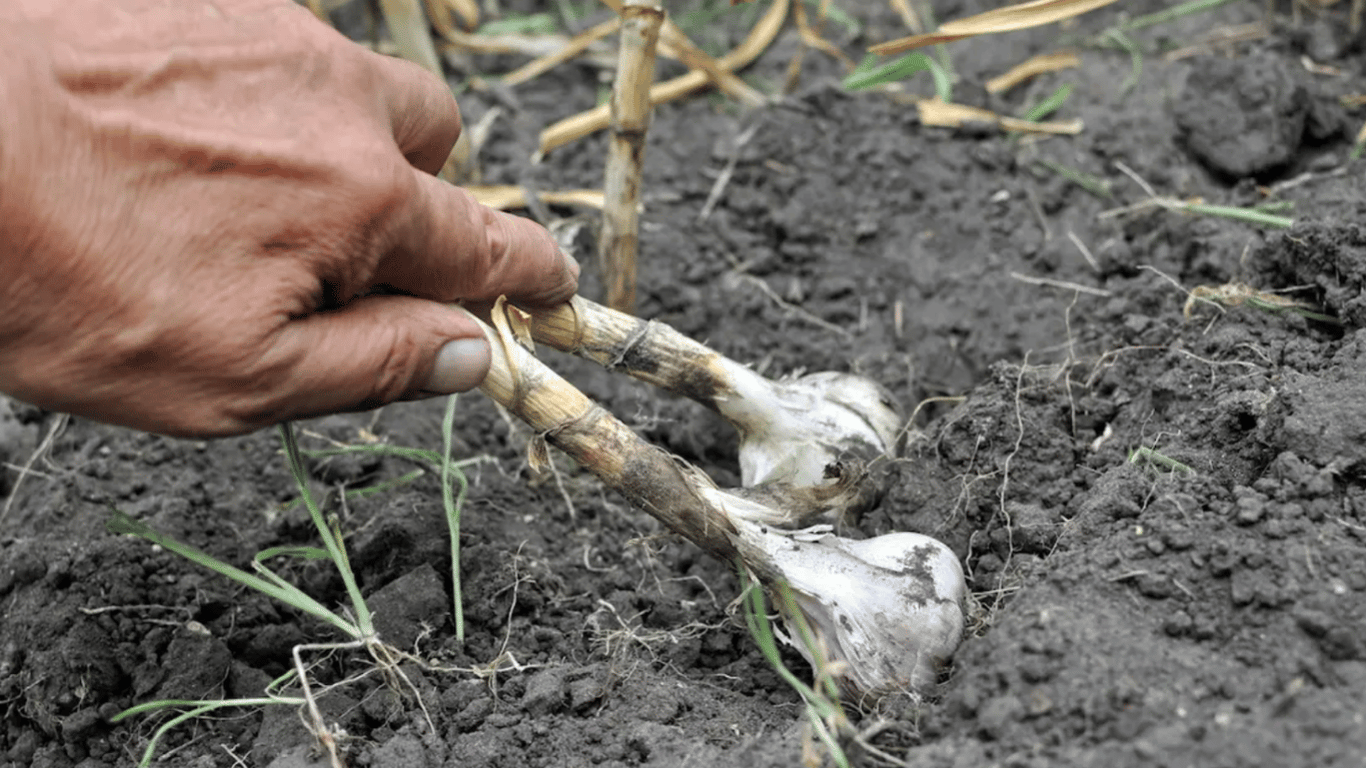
[111,696,296,722]
[843,51,951,101]
[440,395,470,642]
[1035,159,1113,199]
[1022,83,1073,123]
[106,511,358,638]
[1103,29,1142,93]
[1128,446,1196,477]
[278,423,374,638]
[254,545,332,563]
[1180,202,1292,229]
[1121,0,1240,31]
[343,468,426,501]
[740,573,849,768]
[114,696,302,768]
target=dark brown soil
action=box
[4,2,1366,766]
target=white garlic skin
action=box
[739,525,967,700]
[725,371,903,488]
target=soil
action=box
[4,1,1366,767]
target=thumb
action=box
[258,296,491,423]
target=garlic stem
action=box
[519,296,903,490]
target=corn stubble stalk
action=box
[538,0,788,155]
[599,0,767,108]
[477,299,966,698]
[601,0,664,314]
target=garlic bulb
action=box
[725,370,903,489]
[713,490,967,699]
[749,528,965,698]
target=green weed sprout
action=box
[1128,446,1196,477]
[1118,0,1241,32]
[108,420,467,766]
[1021,83,1073,123]
[292,412,483,641]
[1033,159,1113,199]
[107,509,364,639]
[742,572,853,768]
[478,13,558,35]
[843,51,952,102]
[440,394,471,641]
[110,671,305,768]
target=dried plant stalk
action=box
[428,0,479,31]
[378,0,444,75]
[474,300,965,698]
[599,0,766,108]
[478,304,742,560]
[516,295,902,499]
[985,51,1081,94]
[539,0,788,156]
[503,18,621,87]
[871,0,1118,55]
[918,100,1083,135]
[600,0,664,313]
[468,186,606,211]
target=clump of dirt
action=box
[4,2,1366,767]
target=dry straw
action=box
[538,0,788,155]
[600,0,665,313]
[872,0,1120,55]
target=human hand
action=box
[0,0,578,437]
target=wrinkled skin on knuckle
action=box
[460,205,541,301]
[271,150,414,305]
[356,324,429,407]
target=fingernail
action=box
[424,337,491,394]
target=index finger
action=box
[373,169,580,306]
[368,51,462,176]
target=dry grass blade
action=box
[503,17,621,86]
[374,0,476,181]
[871,0,1119,55]
[436,28,571,56]
[795,0,856,68]
[379,0,444,76]
[599,0,767,108]
[538,0,788,156]
[889,0,925,32]
[918,100,1083,134]
[986,51,1081,94]
[601,0,664,313]
[427,0,479,32]
[468,186,607,211]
